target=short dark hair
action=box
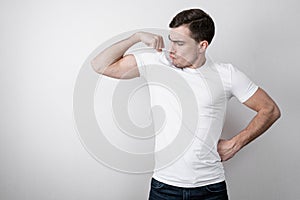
[169,8,215,44]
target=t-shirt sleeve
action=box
[229,64,259,103]
[131,51,161,78]
[131,52,146,78]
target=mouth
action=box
[169,53,176,59]
[160,48,179,67]
[159,48,176,58]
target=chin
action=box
[172,61,184,68]
[173,63,188,69]
[172,59,191,69]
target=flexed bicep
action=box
[99,55,140,79]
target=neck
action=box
[190,54,206,69]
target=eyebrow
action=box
[168,35,185,43]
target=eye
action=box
[177,42,184,46]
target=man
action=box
[91,8,280,200]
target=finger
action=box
[156,36,161,49]
[155,36,161,50]
[157,36,164,51]
[155,37,160,50]
[159,38,164,50]
[161,38,165,49]
[155,35,161,49]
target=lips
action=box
[169,53,176,59]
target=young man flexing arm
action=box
[91,9,281,200]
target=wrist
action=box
[230,134,245,153]
[130,32,142,43]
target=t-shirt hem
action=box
[152,174,226,188]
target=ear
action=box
[198,41,209,53]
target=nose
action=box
[169,43,176,54]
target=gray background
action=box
[1,0,299,199]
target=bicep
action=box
[102,54,140,79]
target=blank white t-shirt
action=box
[132,51,258,188]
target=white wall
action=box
[1,0,299,199]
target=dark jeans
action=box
[149,178,228,200]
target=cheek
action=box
[176,48,189,59]
[177,46,197,57]
[177,50,195,62]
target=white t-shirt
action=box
[132,51,258,188]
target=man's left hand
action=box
[217,139,240,162]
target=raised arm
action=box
[218,88,281,161]
[91,32,164,79]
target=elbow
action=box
[90,58,107,75]
[266,104,281,122]
[90,59,99,73]
[273,105,281,121]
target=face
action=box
[168,25,206,68]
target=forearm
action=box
[91,33,140,73]
[231,105,281,151]
[218,88,281,161]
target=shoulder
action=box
[211,62,235,82]
[130,50,166,66]
[213,62,235,73]
[213,62,249,80]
